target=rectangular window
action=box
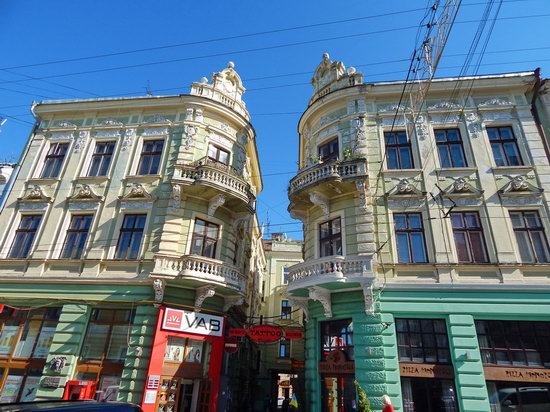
[88,141,115,176]
[80,309,134,362]
[401,378,458,412]
[396,318,450,364]
[319,217,342,258]
[282,267,290,285]
[281,300,291,320]
[60,215,93,259]
[41,142,69,178]
[318,138,339,162]
[435,129,467,168]
[137,139,164,175]
[476,320,550,367]
[394,213,427,263]
[321,319,353,360]
[8,215,42,259]
[207,144,230,165]
[385,131,413,169]
[279,338,290,358]
[450,212,488,263]
[487,126,523,166]
[510,211,550,263]
[487,382,550,412]
[115,214,146,260]
[190,219,220,258]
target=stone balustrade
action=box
[190,84,248,118]
[289,159,367,195]
[288,255,373,289]
[153,254,246,292]
[178,160,255,209]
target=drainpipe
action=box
[530,68,550,163]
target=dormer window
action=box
[319,138,339,162]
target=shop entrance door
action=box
[178,379,198,412]
[321,376,356,412]
[157,378,209,412]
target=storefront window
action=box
[487,382,550,412]
[396,319,450,364]
[321,319,353,360]
[164,336,208,365]
[402,378,457,412]
[0,307,61,403]
[476,320,550,367]
[321,376,356,412]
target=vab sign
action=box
[162,308,224,337]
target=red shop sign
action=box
[229,328,246,337]
[247,324,283,343]
[285,329,304,340]
[224,337,240,354]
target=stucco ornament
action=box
[27,185,49,201]
[122,128,136,151]
[170,184,181,209]
[195,285,216,312]
[362,282,375,315]
[353,115,366,151]
[49,356,67,373]
[183,125,197,150]
[223,295,244,312]
[414,115,428,141]
[428,101,460,110]
[479,98,513,107]
[54,120,77,128]
[499,175,543,196]
[287,296,310,322]
[312,53,345,91]
[465,112,481,138]
[309,191,329,218]
[98,118,123,126]
[73,131,89,153]
[355,179,368,212]
[309,286,332,318]
[125,183,153,200]
[71,184,101,201]
[153,278,165,307]
[386,179,425,199]
[208,194,226,216]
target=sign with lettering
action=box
[285,329,304,340]
[162,308,224,337]
[484,366,550,383]
[399,363,454,379]
[41,377,62,388]
[319,350,355,374]
[247,325,283,343]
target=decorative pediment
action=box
[195,285,216,312]
[212,62,246,101]
[208,194,226,216]
[442,178,483,198]
[68,184,102,201]
[121,183,155,201]
[385,179,425,198]
[20,185,51,203]
[499,176,543,197]
[312,53,345,92]
[309,286,332,318]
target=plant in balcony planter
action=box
[308,156,320,166]
[343,148,354,160]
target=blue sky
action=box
[1,0,550,239]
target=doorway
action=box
[321,375,356,412]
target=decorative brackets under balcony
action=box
[223,295,244,312]
[153,278,165,307]
[309,286,332,318]
[287,296,310,322]
[309,191,330,218]
[195,285,216,312]
[208,194,226,216]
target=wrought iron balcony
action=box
[177,156,255,212]
[288,158,367,198]
[152,254,246,292]
[287,255,373,291]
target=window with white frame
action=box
[510,211,550,263]
[41,142,69,178]
[282,267,290,285]
[318,138,339,162]
[319,217,342,258]
[114,214,146,260]
[279,338,290,358]
[394,213,428,263]
[487,126,523,167]
[435,129,467,168]
[8,215,42,258]
[207,144,230,165]
[60,215,93,259]
[190,218,220,258]
[88,141,115,177]
[281,300,291,320]
[137,139,164,175]
[384,131,413,169]
[450,212,488,263]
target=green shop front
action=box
[300,287,550,412]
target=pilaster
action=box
[36,304,91,400]
[447,314,490,412]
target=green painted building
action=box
[287,54,550,411]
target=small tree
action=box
[354,380,372,412]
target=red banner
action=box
[285,329,304,340]
[247,324,283,343]
[229,328,246,337]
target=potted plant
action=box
[354,380,372,412]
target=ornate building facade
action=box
[0,62,264,412]
[287,54,550,412]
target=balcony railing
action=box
[178,157,255,209]
[288,255,373,288]
[288,158,367,196]
[152,254,246,292]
